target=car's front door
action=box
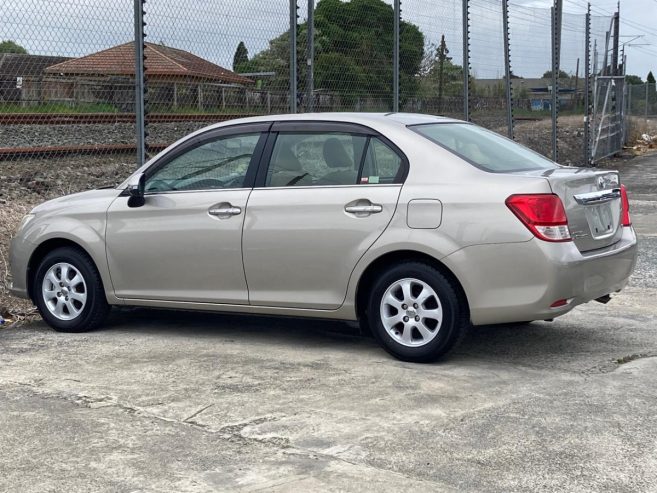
[242,122,407,309]
[106,123,268,303]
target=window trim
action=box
[253,121,409,189]
[142,122,272,194]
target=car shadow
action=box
[23,307,641,369]
[101,306,373,347]
[94,307,627,367]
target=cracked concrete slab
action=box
[1,153,656,491]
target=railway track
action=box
[0,113,257,125]
[0,142,170,160]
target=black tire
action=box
[366,261,468,363]
[33,246,109,333]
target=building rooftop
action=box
[45,42,253,85]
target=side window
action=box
[266,132,367,187]
[146,133,261,192]
[360,138,403,184]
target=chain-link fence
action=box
[1,0,626,171]
[0,0,137,176]
[626,82,657,150]
[627,83,657,120]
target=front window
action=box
[410,123,558,173]
[146,133,261,192]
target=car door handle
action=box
[345,204,383,214]
[208,203,242,218]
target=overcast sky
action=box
[2,0,654,81]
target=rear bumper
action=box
[443,227,638,325]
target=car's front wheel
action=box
[367,262,467,362]
[34,247,109,332]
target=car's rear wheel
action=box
[34,247,109,332]
[367,262,467,362]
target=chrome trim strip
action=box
[573,188,621,205]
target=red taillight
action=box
[620,184,631,227]
[506,194,572,242]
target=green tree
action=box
[0,40,27,54]
[542,69,570,79]
[417,36,464,111]
[648,71,656,84]
[232,41,249,72]
[625,74,643,85]
[242,0,424,106]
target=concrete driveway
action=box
[2,154,656,492]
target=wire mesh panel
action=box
[0,0,137,173]
[505,1,553,158]
[468,0,507,131]
[627,83,657,119]
[0,0,137,315]
[399,0,464,117]
[554,10,587,165]
[141,0,290,149]
[301,0,397,112]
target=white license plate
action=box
[587,203,614,237]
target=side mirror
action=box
[127,173,145,208]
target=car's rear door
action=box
[106,123,269,303]
[242,121,407,309]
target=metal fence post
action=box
[134,0,146,167]
[289,0,298,113]
[645,83,650,122]
[462,0,470,121]
[502,0,513,139]
[550,0,562,161]
[307,0,314,112]
[393,0,400,112]
[584,4,591,166]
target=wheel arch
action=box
[355,250,471,324]
[27,238,103,302]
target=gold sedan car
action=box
[9,113,637,362]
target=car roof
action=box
[202,112,464,131]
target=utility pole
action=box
[437,35,448,114]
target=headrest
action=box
[275,145,302,171]
[323,138,352,169]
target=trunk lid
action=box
[514,167,622,252]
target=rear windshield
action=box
[410,123,558,173]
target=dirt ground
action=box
[0,155,134,322]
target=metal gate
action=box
[591,76,625,163]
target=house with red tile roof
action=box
[42,42,253,111]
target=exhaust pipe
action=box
[595,294,612,304]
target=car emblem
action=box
[596,175,619,190]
